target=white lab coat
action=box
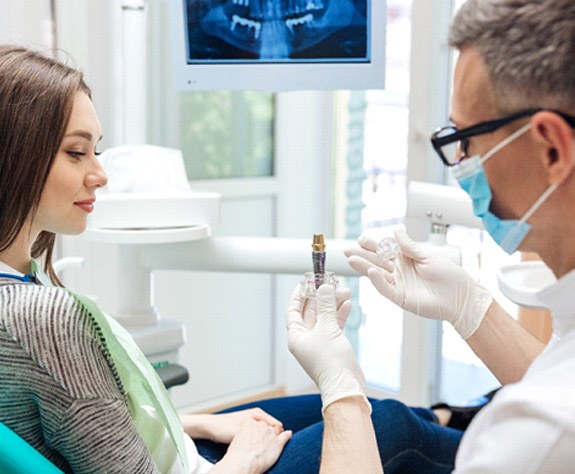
[455,269,575,473]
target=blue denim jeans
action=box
[195,395,463,473]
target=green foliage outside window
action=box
[180,91,275,180]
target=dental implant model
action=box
[300,233,337,298]
[311,233,326,284]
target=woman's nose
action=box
[87,160,108,188]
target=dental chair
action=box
[0,363,189,474]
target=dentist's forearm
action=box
[466,300,546,384]
[321,397,384,474]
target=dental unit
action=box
[69,159,557,417]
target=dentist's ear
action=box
[532,111,575,185]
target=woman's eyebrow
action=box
[64,130,103,142]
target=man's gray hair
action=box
[450,0,575,114]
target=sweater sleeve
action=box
[54,398,159,474]
[1,284,160,473]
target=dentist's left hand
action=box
[286,284,370,412]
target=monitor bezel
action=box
[169,0,386,91]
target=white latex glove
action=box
[286,284,370,413]
[345,228,493,339]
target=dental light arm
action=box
[122,182,481,276]
[139,236,359,277]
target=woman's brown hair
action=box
[0,45,91,285]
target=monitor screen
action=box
[170,0,386,91]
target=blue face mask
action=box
[453,123,558,254]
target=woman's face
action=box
[34,91,107,236]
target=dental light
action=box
[407,180,483,241]
[404,180,484,266]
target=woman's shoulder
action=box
[0,283,84,328]
[0,283,98,356]
[0,283,122,398]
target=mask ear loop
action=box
[480,121,541,250]
[497,121,558,230]
[453,122,533,180]
[519,183,559,225]
[480,122,532,164]
[499,182,559,251]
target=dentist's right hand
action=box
[345,228,493,339]
[286,284,370,413]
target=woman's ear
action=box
[531,111,575,185]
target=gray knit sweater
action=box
[0,282,160,473]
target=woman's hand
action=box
[212,417,292,473]
[181,408,284,444]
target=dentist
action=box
[289,0,575,472]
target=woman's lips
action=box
[74,200,95,213]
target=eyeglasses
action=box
[431,108,575,166]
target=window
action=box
[353,0,412,393]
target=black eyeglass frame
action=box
[431,108,575,166]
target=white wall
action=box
[55,0,125,149]
[0,0,125,150]
[0,0,53,50]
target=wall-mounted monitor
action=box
[170,0,386,91]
